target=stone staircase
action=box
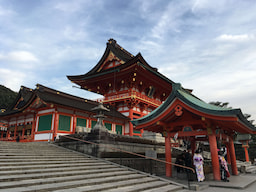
[0,141,184,192]
[236,160,256,174]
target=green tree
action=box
[209,101,256,142]
[0,85,17,110]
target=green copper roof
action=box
[177,88,234,113]
[132,82,256,131]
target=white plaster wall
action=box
[38,109,55,114]
[34,133,52,141]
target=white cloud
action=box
[192,0,228,14]
[0,51,39,62]
[54,1,83,13]
[151,3,182,39]
[0,68,26,91]
[63,26,87,41]
[216,34,255,42]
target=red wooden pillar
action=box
[7,130,10,139]
[6,121,10,139]
[225,143,231,164]
[22,127,25,139]
[14,119,17,140]
[228,136,238,175]
[165,133,172,177]
[72,114,77,134]
[208,128,220,180]
[129,108,133,136]
[31,114,36,141]
[140,128,144,136]
[243,146,249,162]
[242,141,250,162]
[88,117,91,128]
[53,111,59,141]
[191,137,196,156]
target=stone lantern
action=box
[86,102,110,142]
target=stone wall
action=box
[56,140,166,158]
[56,138,168,176]
[105,158,166,176]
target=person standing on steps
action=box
[193,149,205,182]
[184,149,194,181]
[218,148,230,182]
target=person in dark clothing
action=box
[175,151,185,173]
[16,135,20,142]
[184,150,194,181]
[184,150,193,168]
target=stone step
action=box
[0,157,89,161]
[0,168,131,182]
[0,164,118,175]
[0,141,183,192]
[0,174,155,192]
[0,159,99,166]
[245,166,256,172]
[86,178,167,192]
[140,184,183,192]
[0,153,83,157]
[0,156,90,160]
[0,162,105,170]
[52,177,159,192]
[0,154,86,158]
[0,170,142,190]
[0,156,95,163]
[0,145,57,150]
[0,150,82,156]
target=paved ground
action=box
[182,174,256,192]
[163,173,256,191]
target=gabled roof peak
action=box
[107,38,134,59]
[108,38,117,44]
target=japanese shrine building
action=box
[0,84,129,142]
[67,39,175,137]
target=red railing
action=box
[96,90,162,107]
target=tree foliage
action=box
[0,85,17,110]
[209,101,256,142]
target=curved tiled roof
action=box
[67,39,134,80]
[132,83,256,132]
[67,39,175,87]
[0,84,129,120]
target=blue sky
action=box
[0,0,256,123]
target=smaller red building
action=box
[0,84,129,142]
[132,83,256,180]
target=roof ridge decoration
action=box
[108,38,134,58]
